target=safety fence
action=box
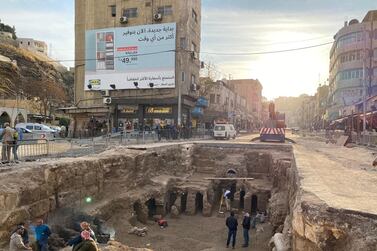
[302,130,377,147]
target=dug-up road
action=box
[292,135,377,215]
[237,133,377,216]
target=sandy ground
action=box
[114,214,273,251]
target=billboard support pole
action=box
[178,82,182,126]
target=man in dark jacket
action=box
[242,212,251,247]
[225,211,238,249]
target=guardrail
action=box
[0,139,50,162]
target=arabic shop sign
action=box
[146,107,172,114]
[85,23,176,90]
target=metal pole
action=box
[177,54,182,126]
[363,25,367,133]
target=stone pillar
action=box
[186,190,197,215]
[202,192,212,217]
[244,193,252,213]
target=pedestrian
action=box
[9,225,31,251]
[225,211,238,249]
[33,218,51,251]
[242,212,251,247]
[73,230,99,251]
[1,122,15,162]
[224,189,231,211]
[12,222,29,247]
[67,221,96,249]
[12,127,22,162]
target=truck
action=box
[260,102,286,142]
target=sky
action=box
[0,0,376,99]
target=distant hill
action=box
[0,42,73,116]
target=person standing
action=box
[73,230,99,251]
[33,219,51,251]
[242,212,251,247]
[225,211,238,249]
[12,127,22,161]
[1,123,15,162]
[224,189,231,211]
[9,226,31,251]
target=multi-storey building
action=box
[70,0,201,135]
[228,79,263,125]
[328,10,377,121]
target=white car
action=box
[15,123,55,140]
[213,124,237,140]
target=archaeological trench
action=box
[0,142,376,250]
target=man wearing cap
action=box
[242,212,251,247]
[9,226,32,251]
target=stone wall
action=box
[0,145,193,246]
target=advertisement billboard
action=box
[85,23,176,90]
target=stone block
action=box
[28,198,50,218]
[1,207,30,229]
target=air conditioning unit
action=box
[191,51,198,60]
[120,16,128,23]
[101,90,110,97]
[154,13,162,21]
[103,97,112,105]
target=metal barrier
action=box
[0,139,50,162]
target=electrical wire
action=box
[36,41,333,63]
[199,42,333,56]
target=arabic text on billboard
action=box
[85,23,176,90]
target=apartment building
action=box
[70,0,201,135]
[328,10,377,120]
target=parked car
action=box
[15,123,55,140]
[213,124,237,140]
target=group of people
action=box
[1,122,22,163]
[9,219,50,251]
[225,210,267,249]
[9,219,99,251]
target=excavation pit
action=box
[1,142,377,250]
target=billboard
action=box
[85,23,176,90]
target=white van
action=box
[213,124,237,140]
[15,123,55,140]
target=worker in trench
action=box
[225,211,238,249]
[224,189,231,211]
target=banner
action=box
[85,23,176,90]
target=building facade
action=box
[17,38,48,55]
[228,79,263,126]
[71,0,201,135]
[202,80,249,130]
[328,10,377,121]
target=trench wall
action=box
[0,144,194,246]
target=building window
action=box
[191,74,196,85]
[216,94,221,104]
[181,72,185,82]
[210,94,215,104]
[158,5,173,16]
[191,42,197,52]
[180,37,187,49]
[123,8,138,18]
[192,9,198,23]
[110,5,116,17]
[27,41,30,45]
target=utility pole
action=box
[362,24,367,133]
